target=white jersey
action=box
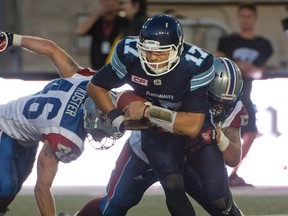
[0,69,95,163]
[129,100,249,164]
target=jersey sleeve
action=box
[75,68,96,77]
[190,52,215,92]
[181,85,209,113]
[222,101,249,128]
[183,43,215,92]
[90,37,137,90]
[43,133,83,163]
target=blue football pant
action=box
[0,132,38,209]
[98,142,242,216]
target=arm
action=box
[217,127,242,167]
[0,32,82,78]
[172,112,205,138]
[87,81,125,133]
[123,101,205,138]
[86,81,116,114]
[35,141,59,216]
[21,36,82,78]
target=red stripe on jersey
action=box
[223,101,249,129]
[77,68,97,76]
[43,133,82,163]
[106,142,131,201]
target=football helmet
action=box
[208,57,243,123]
[83,96,123,150]
[137,14,184,76]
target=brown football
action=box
[116,90,149,111]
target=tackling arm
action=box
[35,141,59,216]
[0,32,82,78]
[21,36,82,78]
[217,127,242,167]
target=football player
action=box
[0,32,121,216]
[86,14,215,216]
[75,57,246,216]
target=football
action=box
[115,90,149,111]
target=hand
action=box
[185,127,217,152]
[123,101,148,121]
[0,32,13,53]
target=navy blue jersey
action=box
[91,37,214,113]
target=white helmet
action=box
[83,97,123,149]
[209,57,243,122]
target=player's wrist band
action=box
[148,105,176,133]
[13,34,22,46]
[217,130,230,151]
[107,108,125,132]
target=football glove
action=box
[0,32,14,53]
[185,127,217,152]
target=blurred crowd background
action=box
[1,0,288,79]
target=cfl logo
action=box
[132,75,148,86]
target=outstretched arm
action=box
[0,32,82,78]
[217,127,242,167]
[35,141,59,216]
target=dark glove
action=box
[0,32,14,53]
[185,127,217,152]
[107,108,125,133]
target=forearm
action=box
[21,36,56,57]
[87,82,116,114]
[222,142,241,167]
[21,36,81,77]
[171,111,204,138]
[35,142,59,216]
[142,105,204,138]
[35,182,56,216]
[217,128,242,167]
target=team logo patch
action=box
[153,79,162,86]
[131,75,148,86]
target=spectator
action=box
[119,0,147,36]
[105,0,148,64]
[216,2,273,186]
[75,0,126,70]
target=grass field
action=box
[7,186,288,216]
